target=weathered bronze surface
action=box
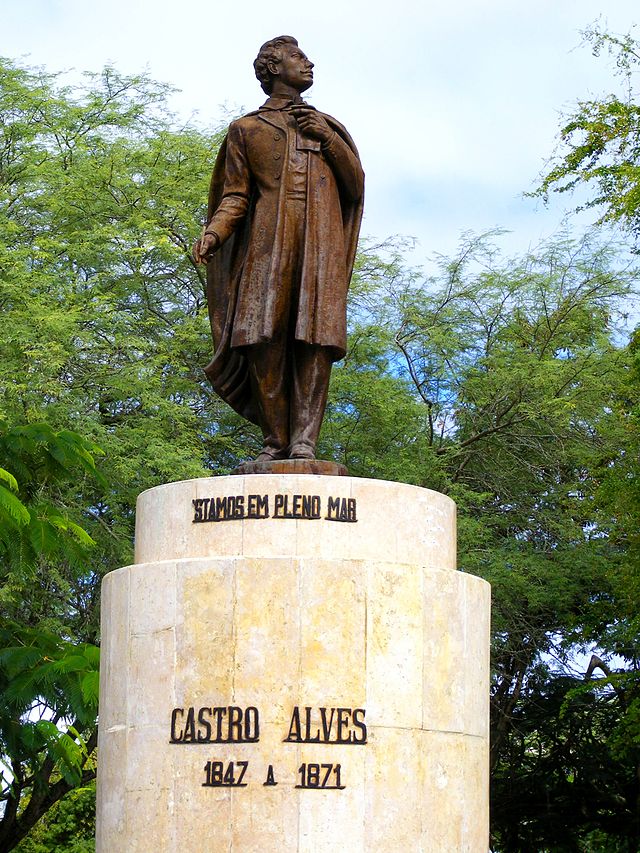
[234,459,348,476]
[194,36,364,469]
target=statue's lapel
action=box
[257,99,289,133]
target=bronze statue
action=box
[194,36,364,468]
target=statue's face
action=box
[273,43,314,92]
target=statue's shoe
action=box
[288,445,315,460]
[255,447,288,463]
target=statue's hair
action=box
[254,35,298,94]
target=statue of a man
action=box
[194,35,364,464]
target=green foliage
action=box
[0,420,101,851]
[0,422,102,583]
[0,56,252,490]
[322,323,437,483]
[491,666,639,852]
[0,468,30,530]
[0,623,99,782]
[0,422,106,648]
[532,25,640,248]
[519,29,640,840]
[13,783,95,853]
[351,231,640,849]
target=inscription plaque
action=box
[192,493,357,523]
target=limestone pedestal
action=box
[96,475,490,852]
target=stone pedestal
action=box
[96,475,490,851]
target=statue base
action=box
[96,475,490,851]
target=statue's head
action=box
[254,36,313,95]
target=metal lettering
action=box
[263,764,277,786]
[193,493,354,522]
[325,496,358,523]
[202,760,249,788]
[170,707,185,742]
[296,762,345,790]
[283,706,367,744]
[169,706,261,744]
[192,499,203,522]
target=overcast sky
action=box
[3,0,639,266]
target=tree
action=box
[491,666,639,852]
[351,231,640,848]
[523,24,640,847]
[0,57,259,637]
[0,423,102,851]
[12,782,95,853]
[0,57,252,462]
[0,56,234,848]
[532,25,640,249]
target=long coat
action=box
[203,98,364,425]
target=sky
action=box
[2,0,639,268]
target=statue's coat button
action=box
[273,152,281,160]
[274,133,281,140]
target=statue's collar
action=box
[260,94,307,111]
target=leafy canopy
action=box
[532,25,640,249]
[0,423,102,852]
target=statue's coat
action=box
[204,98,364,424]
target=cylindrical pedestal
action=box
[96,475,490,851]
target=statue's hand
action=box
[193,230,219,265]
[289,105,333,144]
